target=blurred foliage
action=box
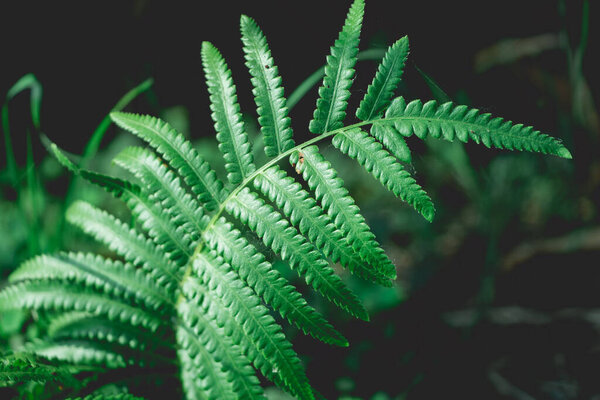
[1,0,598,399]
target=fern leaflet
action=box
[310,0,364,133]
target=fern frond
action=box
[176,322,239,400]
[241,15,295,157]
[227,188,368,321]
[205,218,347,346]
[66,201,180,293]
[110,112,224,210]
[202,42,256,185]
[0,356,75,385]
[179,282,265,399]
[190,251,313,400]
[52,141,191,255]
[9,253,172,314]
[0,281,161,331]
[113,146,209,241]
[27,340,127,369]
[178,349,211,400]
[52,142,194,269]
[47,313,172,353]
[370,123,412,163]
[309,0,364,134]
[356,36,409,121]
[293,146,397,278]
[254,166,392,286]
[384,97,573,158]
[333,128,435,222]
[67,394,146,400]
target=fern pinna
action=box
[0,0,571,399]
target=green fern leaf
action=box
[356,36,409,121]
[293,145,397,278]
[309,0,364,133]
[113,146,209,241]
[241,15,295,157]
[47,313,171,353]
[333,128,435,222]
[26,340,127,369]
[66,201,180,294]
[190,251,313,400]
[110,112,225,210]
[0,356,75,385]
[205,218,348,346]
[254,166,392,286]
[9,253,171,315]
[52,143,194,269]
[0,280,162,331]
[384,97,573,158]
[179,284,265,399]
[176,321,240,400]
[67,394,146,400]
[202,41,256,185]
[227,188,369,321]
[370,122,412,163]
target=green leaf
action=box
[10,252,172,315]
[370,122,411,163]
[0,281,162,331]
[66,201,180,294]
[333,128,435,222]
[356,36,409,121]
[0,355,75,385]
[384,97,572,158]
[27,340,127,369]
[202,42,256,184]
[110,112,224,210]
[254,166,392,286]
[309,0,364,133]
[113,146,209,242]
[241,15,295,157]
[205,218,348,346]
[178,283,265,399]
[294,146,396,278]
[190,251,313,400]
[227,188,368,321]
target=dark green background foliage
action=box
[1,0,598,399]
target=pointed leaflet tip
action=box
[240,14,252,26]
[423,204,435,223]
[557,147,572,159]
[109,111,125,124]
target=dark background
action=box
[1,1,596,154]
[2,1,599,399]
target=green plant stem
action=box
[2,73,43,189]
[81,78,154,169]
[1,104,17,187]
[25,130,42,255]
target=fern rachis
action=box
[0,1,571,399]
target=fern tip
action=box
[423,205,435,223]
[557,147,572,159]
